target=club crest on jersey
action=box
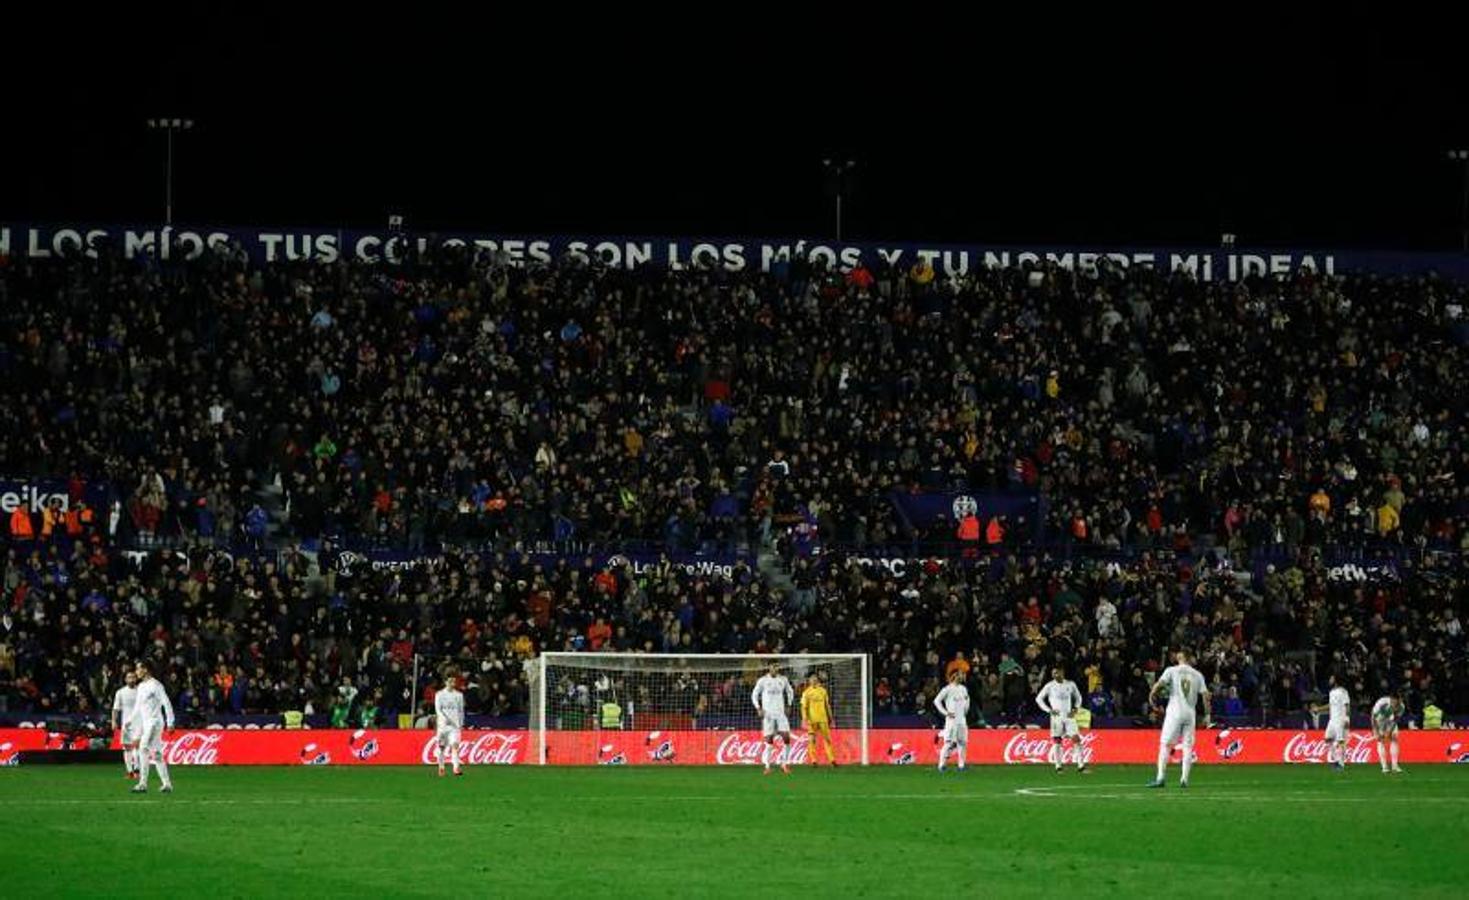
[951,495,978,520]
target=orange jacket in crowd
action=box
[41,505,63,539]
[9,507,34,539]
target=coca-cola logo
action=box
[0,741,16,766]
[886,742,914,765]
[163,732,222,766]
[1282,732,1374,764]
[715,733,810,765]
[1002,732,1097,765]
[420,732,523,766]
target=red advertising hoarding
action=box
[0,727,1464,766]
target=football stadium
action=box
[3,8,1468,898]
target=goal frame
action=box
[532,652,870,766]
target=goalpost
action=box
[528,653,870,766]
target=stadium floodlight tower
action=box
[822,158,857,242]
[529,652,870,766]
[1450,150,1469,253]
[147,118,194,225]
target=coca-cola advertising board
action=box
[0,727,1464,765]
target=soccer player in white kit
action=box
[1146,650,1211,788]
[111,669,140,780]
[1371,692,1404,774]
[752,663,795,775]
[933,670,970,772]
[125,661,175,794]
[1312,674,1351,771]
[1037,667,1087,773]
[434,668,466,777]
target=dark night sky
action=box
[5,3,1467,248]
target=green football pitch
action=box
[1,765,1466,898]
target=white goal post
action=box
[528,653,870,766]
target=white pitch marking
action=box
[3,798,387,806]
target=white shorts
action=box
[437,727,462,751]
[136,721,164,754]
[1325,717,1349,743]
[762,712,791,737]
[120,724,138,746]
[942,718,969,746]
[1050,715,1080,739]
[1160,712,1196,748]
[1373,720,1398,740]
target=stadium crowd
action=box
[0,241,1466,724]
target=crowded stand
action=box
[1,240,1465,726]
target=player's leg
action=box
[450,728,462,775]
[1069,720,1086,771]
[1389,731,1401,773]
[437,731,448,776]
[817,725,833,765]
[778,730,792,773]
[154,745,172,791]
[1151,715,1179,786]
[132,726,156,792]
[955,726,968,770]
[149,727,172,791]
[1179,719,1196,786]
[1375,727,1389,773]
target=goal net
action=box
[528,653,870,765]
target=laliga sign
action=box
[1002,732,1097,765]
[1283,732,1375,764]
[0,485,72,513]
[421,732,523,765]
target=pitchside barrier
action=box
[1,728,1465,766]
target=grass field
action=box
[2,765,1466,898]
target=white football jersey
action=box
[1036,679,1083,717]
[1158,664,1207,718]
[1328,686,1350,721]
[435,688,465,730]
[752,674,793,715]
[1372,696,1399,723]
[112,685,137,724]
[934,683,970,719]
[127,677,174,730]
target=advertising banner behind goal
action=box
[1,728,1466,766]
